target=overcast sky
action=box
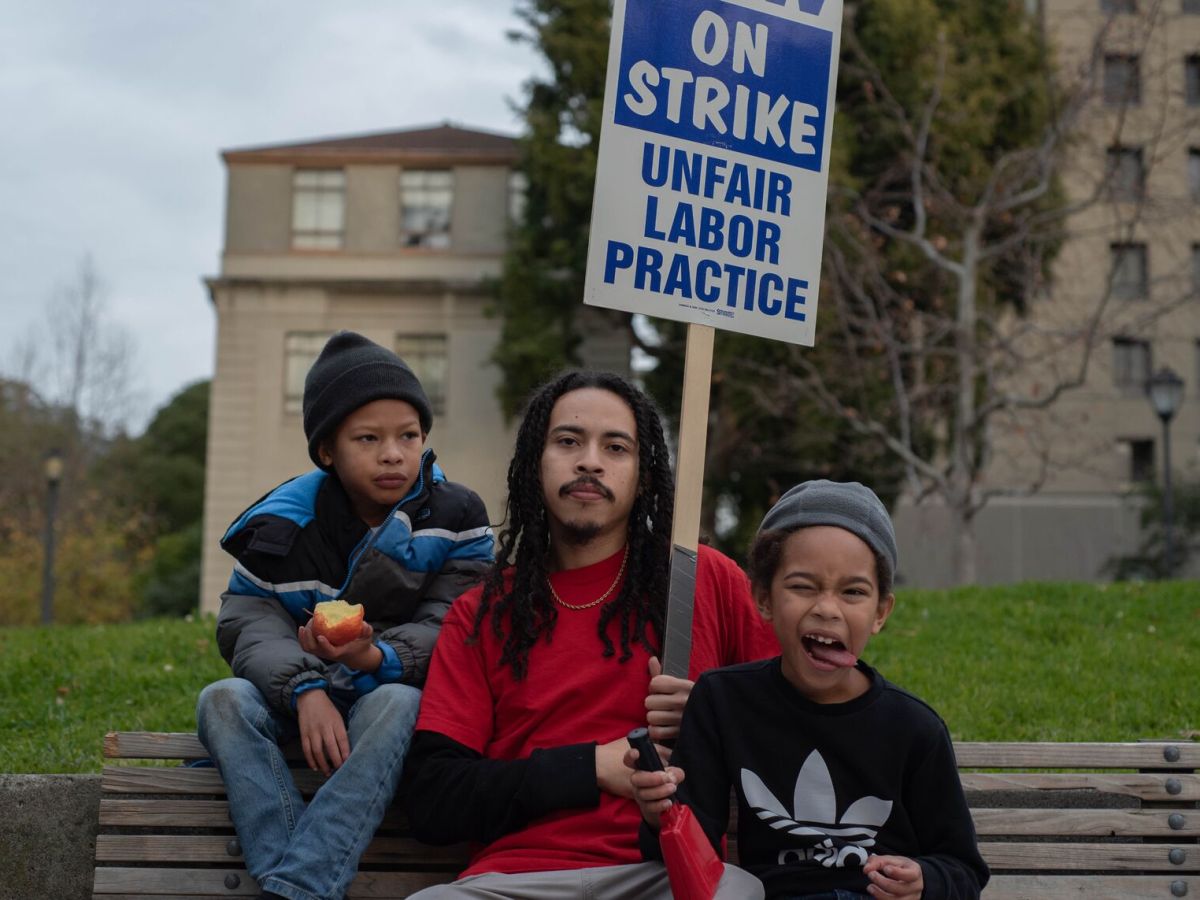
[0,1,544,431]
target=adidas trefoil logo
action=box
[741,750,892,869]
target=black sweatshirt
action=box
[640,658,988,899]
[401,732,599,846]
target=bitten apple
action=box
[310,600,366,646]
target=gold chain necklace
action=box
[547,546,629,611]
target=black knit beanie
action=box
[302,331,433,469]
[758,480,898,577]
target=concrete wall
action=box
[345,165,401,252]
[0,775,99,900]
[223,164,292,254]
[894,493,1151,588]
[448,166,510,255]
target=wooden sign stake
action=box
[661,322,715,678]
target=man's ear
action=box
[872,593,896,634]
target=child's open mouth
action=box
[801,633,858,669]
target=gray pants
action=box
[407,861,764,899]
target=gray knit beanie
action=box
[758,480,898,577]
[302,331,433,469]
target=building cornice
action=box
[221,123,521,167]
[203,276,496,301]
[222,148,519,167]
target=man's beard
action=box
[554,475,615,546]
[559,519,604,546]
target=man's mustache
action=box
[559,475,615,502]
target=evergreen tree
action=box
[493,0,612,417]
[96,380,210,616]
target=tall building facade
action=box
[894,0,1200,584]
[199,124,628,613]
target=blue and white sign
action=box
[584,0,842,345]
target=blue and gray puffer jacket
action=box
[215,449,493,716]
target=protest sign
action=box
[584,0,843,346]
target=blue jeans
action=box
[783,892,871,900]
[196,677,421,900]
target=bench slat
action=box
[92,866,452,897]
[961,771,1200,801]
[95,834,468,867]
[99,799,232,828]
[91,870,1199,900]
[99,799,409,830]
[100,765,326,796]
[982,874,1195,899]
[105,732,209,760]
[108,733,1200,770]
[971,807,1199,837]
[100,798,1195,838]
[979,841,1198,872]
[98,833,1200,873]
[955,741,1200,769]
[101,766,224,794]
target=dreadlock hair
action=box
[470,370,675,680]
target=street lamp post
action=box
[41,448,64,625]
[1145,367,1184,575]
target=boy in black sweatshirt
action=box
[629,480,988,899]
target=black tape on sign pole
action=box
[662,545,699,679]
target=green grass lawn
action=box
[1,582,1198,773]
[0,616,228,774]
[871,580,1200,742]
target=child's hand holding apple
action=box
[298,600,381,671]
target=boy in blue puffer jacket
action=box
[196,330,493,900]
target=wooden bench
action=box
[94,733,1198,899]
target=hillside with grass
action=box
[2,582,1197,773]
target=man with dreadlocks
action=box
[403,370,777,899]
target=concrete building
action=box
[894,0,1200,585]
[199,124,629,614]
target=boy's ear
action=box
[754,586,773,621]
[317,439,334,468]
[872,593,896,634]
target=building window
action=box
[1104,55,1141,105]
[1100,0,1136,11]
[1106,146,1144,200]
[1112,337,1151,390]
[395,334,448,416]
[1119,438,1156,483]
[1186,0,1200,13]
[1193,244,1200,295]
[291,170,345,250]
[1110,243,1148,300]
[400,170,454,249]
[284,332,333,414]
[508,170,528,225]
[1189,149,1200,199]
[1187,56,1200,106]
